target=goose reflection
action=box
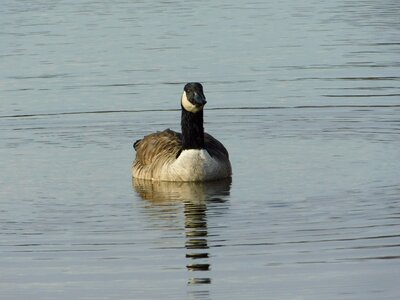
[133,178,231,286]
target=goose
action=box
[132,82,232,181]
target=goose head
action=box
[181,82,207,113]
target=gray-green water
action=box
[1,1,399,299]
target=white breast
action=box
[157,149,229,181]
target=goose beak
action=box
[194,92,207,106]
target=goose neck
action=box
[181,108,204,150]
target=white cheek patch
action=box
[181,91,202,113]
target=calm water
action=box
[1,0,400,299]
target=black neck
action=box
[181,107,204,150]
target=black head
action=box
[181,82,207,113]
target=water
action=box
[1,0,400,299]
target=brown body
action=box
[133,129,231,181]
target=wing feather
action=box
[133,129,182,179]
[204,132,232,177]
[204,132,230,161]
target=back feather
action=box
[133,129,181,179]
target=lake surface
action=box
[1,0,400,299]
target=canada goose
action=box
[132,82,232,181]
